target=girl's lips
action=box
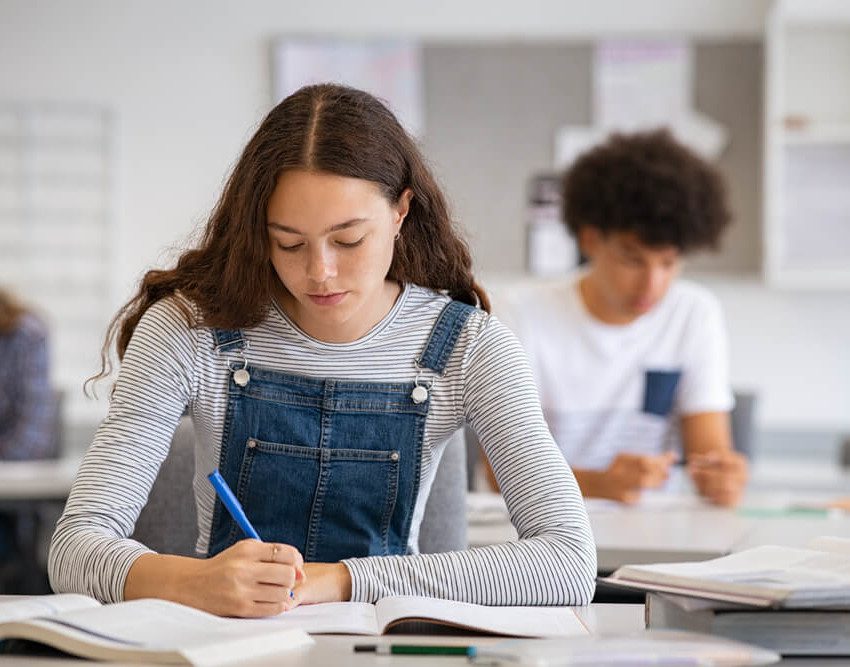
[307,292,348,306]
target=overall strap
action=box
[416,300,477,375]
[211,329,246,354]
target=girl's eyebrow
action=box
[267,218,368,235]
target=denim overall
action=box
[207,299,475,562]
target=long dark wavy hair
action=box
[91,83,488,388]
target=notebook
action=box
[600,535,850,608]
[0,595,312,665]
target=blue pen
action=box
[207,469,261,540]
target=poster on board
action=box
[272,38,424,137]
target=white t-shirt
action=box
[499,274,733,470]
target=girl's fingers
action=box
[254,562,298,588]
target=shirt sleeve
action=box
[343,314,597,605]
[676,291,734,415]
[0,318,56,460]
[48,297,198,603]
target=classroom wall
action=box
[3,0,849,444]
[423,42,762,274]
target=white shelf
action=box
[781,123,850,145]
[764,267,850,291]
[763,0,850,289]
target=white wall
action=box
[700,275,850,432]
[8,0,850,434]
[0,0,774,309]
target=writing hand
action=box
[191,539,305,617]
[688,449,748,507]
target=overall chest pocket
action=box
[235,439,401,561]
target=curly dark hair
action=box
[562,129,731,252]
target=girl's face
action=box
[267,169,411,343]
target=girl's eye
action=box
[276,242,304,252]
[335,237,365,248]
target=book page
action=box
[615,545,850,605]
[808,536,850,555]
[28,599,298,648]
[10,600,312,665]
[0,594,100,623]
[375,596,588,638]
[239,601,379,635]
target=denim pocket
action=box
[642,369,682,417]
[236,439,400,561]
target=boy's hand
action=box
[688,450,748,507]
[590,451,679,504]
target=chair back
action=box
[419,428,468,553]
[731,390,758,459]
[131,417,198,556]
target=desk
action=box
[0,458,80,593]
[0,604,840,665]
[468,462,850,572]
[0,459,80,501]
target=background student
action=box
[49,83,596,617]
[0,286,57,592]
[497,130,747,507]
[0,286,56,461]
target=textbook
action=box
[0,595,313,665]
[646,592,850,656]
[601,536,850,608]
[244,595,590,638]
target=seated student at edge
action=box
[48,84,596,617]
[498,130,748,507]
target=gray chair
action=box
[131,418,468,557]
[131,417,199,556]
[730,390,758,460]
[419,428,468,553]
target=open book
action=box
[0,595,312,665]
[600,535,850,608]
[242,595,589,638]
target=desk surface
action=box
[0,603,838,665]
[468,462,850,571]
[0,604,642,667]
[0,458,80,501]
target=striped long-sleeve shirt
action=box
[49,284,596,605]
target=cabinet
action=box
[764,0,850,288]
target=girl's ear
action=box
[395,188,414,229]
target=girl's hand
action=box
[293,562,352,605]
[126,539,305,618]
